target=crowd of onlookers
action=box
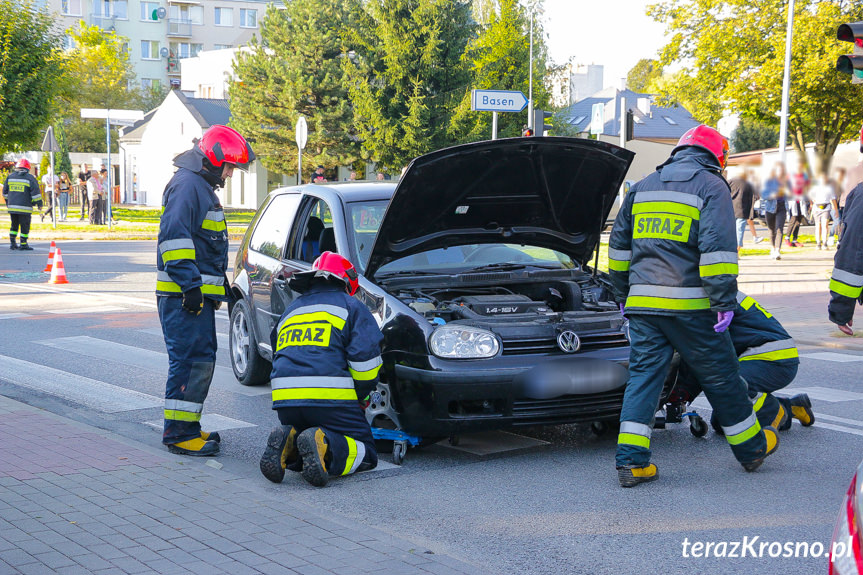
[729,160,853,260]
[36,162,111,225]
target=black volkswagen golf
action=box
[229,137,664,441]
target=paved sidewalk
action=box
[0,396,481,575]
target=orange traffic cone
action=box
[43,240,56,272]
[49,248,69,284]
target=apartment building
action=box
[43,0,280,91]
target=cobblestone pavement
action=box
[0,397,482,575]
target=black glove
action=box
[181,287,204,315]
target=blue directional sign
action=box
[471,89,528,113]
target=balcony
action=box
[166,57,181,76]
[167,18,192,37]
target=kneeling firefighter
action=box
[672,292,813,432]
[609,125,778,487]
[260,252,383,487]
[157,125,255,456]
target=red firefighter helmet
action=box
[197,125,255,170]
[15,158,31,170]
[673,125,730,169]
[310,251,359,296]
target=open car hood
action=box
[365,137,635,279]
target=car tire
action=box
[229,298,271,386]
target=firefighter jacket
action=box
[732,292,799,368]
[156,165,228,301]
[829,183,863,326]
[608,147,738,315]
[269,283,384,409]
[2,169,42,214]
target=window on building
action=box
[632,115,644,124]
[662,116,678,125]
[239,9,257,28]
[140,1,158,20]
[169,4,203,24]
[571,116,586,126]
[213,44,232,50]
[62,35,76,51]
[61,0,82,15]
[141,40,160,60]
[95,0,128,19]
[142,78,161,92]
[214,7,233,26]
[169,42,203,59]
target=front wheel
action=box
[229,298,271,386]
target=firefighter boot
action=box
[201,431,221,443]
[770,403,789,432]
[297,427,331,487]
[167,437,220,456]
[789,394,814,427]
[259,425,299,484]
[617,463,659,488]
[740,426,779,472]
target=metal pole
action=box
[527,12,534,130]
[297,147,302,185]
[50,147,56,229]
[778,0,795,168]
[106,114,112,229]
[492,112,498,140]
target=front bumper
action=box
[388,347,675,436]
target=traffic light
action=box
[533,110,553,137]
[837,21,863,84]
[522,125,534,137]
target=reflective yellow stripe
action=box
[284,311,346,331]
[617,432,650,449]
[342,437,358,476]
[272,388,358,402]
[156,280,183,293]
[830,278,863,299]
[161,248,196,263]
[164,409,202,422]
[726,419,761,446]
[740,348,799,362]
[632,201,701,220]
[609,259,631,272]
[699,263,739,277]
[625,295,711,310]
[201,218,227,232]
[752,393,767,413]
[201,283,226,296]
[349,364,381,381]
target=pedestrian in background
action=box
[745,169,764,245]
[729,169,755,252]
[156,125,254,456]
[762,163,790,260]
[828,167,845,246]
[99,167,109,224]
[810,171,837,250]
[2,158,41,250]
[608,125,776,487]
[785,161,809,248]
[40,167,59,222]
[310,165,325,183]
[57,172,71,221]
[87,169,102,225]
[77,163,90,220]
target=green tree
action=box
[54,121,73,177]
[731,117,781,154]
[626,58,662,93]
[451,0,551,141]
[60,22,140,153]
[229,0,362,180]
[0,0,65,153]
[344,0,474,170]
[648,0,863,173]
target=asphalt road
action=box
[1,240,860,575]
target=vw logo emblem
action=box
[557,330,581,353]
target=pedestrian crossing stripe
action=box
[144,413,256,433]
[0,313,28,320]
[800,352,863,363]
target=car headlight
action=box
[429,326,500,359]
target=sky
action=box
[542,0,670,90]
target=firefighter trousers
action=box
[277,405,378,476]
[158,296,217,445]
[617,312,767,467]
[9,213,31,246]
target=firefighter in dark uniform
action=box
[259,252,383,488]
[829,129,863,336]
[3,158,42,250]
[673,292,813,433]
[157,125,255,456]
[609,125,778,487]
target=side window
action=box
[290,197,336,263]
[249,193,301,260]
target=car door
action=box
[246,192,302,358]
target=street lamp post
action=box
[527,11,534,130]
[778,0,796,167]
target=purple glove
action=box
[714,310,734,333]
[619,302,626,317]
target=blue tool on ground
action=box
[371,427,422,465]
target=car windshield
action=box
[346,200,577,276]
